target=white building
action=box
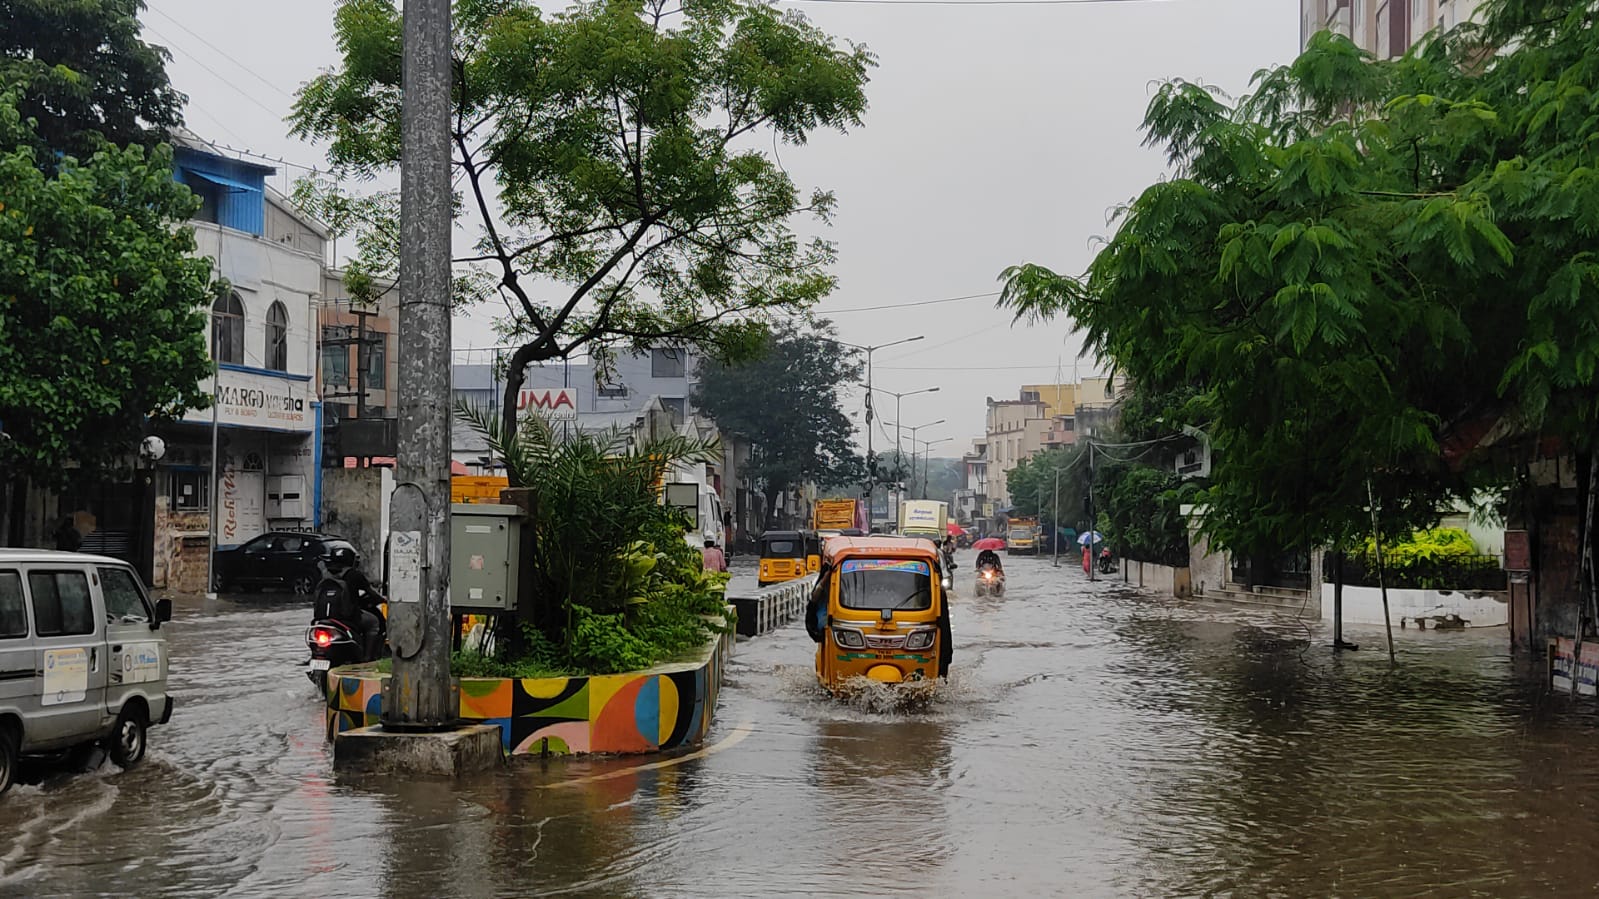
[149,142,327,592]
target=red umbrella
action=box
[947,523,966,536]
[972,537,1006,552]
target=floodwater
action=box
[4,553,1599,897]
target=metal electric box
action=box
[449,503,521,611]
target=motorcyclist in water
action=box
[313,547,386,661]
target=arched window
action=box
[211,292,245,365]
[265,301,289,371]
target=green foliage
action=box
[692,320,865,512]
[0,0,185,159]
[1098,462,1197,567]
[456,401,732,674]
[1001,3,1599,555]
[1006,445,1089,526]
[291,0,875,440]
[0,92,212,489]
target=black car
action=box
[211,532,357,595]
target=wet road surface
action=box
[4,552,1597,897]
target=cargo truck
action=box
[900,500,949,539]
[813,498,864,533]
[1006,517,1040,555]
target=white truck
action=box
[899,500,949,540]
[663,458,725,550]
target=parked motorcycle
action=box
[1097,547,1116,575]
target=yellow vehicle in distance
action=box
[804,531,822,575]
[758,530,809,587]
[806,536,951,691]
[1006,517,1040,555]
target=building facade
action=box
[148,144,326,592]
[984,396,1049,506]
[1300,0,1484,56]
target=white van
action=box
[0,550,173,795]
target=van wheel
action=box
[0,726,16,796]
[108,707,147,769]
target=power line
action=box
[824,291,999,314]
[144,24,283,118]
[145,6,297,100]
[878,363,1079,371]
[780,0,1171,6]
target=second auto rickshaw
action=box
[757,530,809,587]
[805,536,952,691]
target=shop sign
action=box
[516,388,579,421]
[184,369,314,432]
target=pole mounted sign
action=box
[516,387,579,421]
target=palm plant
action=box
[455,400,721,659]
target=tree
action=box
[290,0,874,461]
[0,0,184,159]
[691,323,863,523]
[997,5,1599,561]
[0,92,213,500]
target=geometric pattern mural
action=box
[326,631,732,756]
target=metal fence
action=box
[1325,553,1507,592]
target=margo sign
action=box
[182,369,314,432]
[517,388,579,421]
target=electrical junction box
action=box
[449,503,521,611]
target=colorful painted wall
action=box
[326,631,732,756]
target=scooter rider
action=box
[314,547,385,661]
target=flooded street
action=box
[4,553,1598,897]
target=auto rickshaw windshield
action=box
[838,559,932,612]
[765,539,799,556]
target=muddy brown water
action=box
[2,554,1595,897]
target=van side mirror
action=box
[155,598,173,625]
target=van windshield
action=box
[838,559,932,612]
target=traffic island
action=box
[334,723,504,776]
[326,628,734,758]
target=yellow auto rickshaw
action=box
[757,530,809,587]
[806,536,951,690]
[804,531,822,575]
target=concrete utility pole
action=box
[387,0,454,729]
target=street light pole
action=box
[916,437,953,500]
[386,0,454,730]
[1052,465,1060,568]
[823,335,924,524]
[874,385,939,526]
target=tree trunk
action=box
[499,342,544,484]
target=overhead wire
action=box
[145,5,298,100]
[143,24,285,118]
[823,291,1000,314]
[779,0,1172,6]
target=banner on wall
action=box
[183,369,314,432]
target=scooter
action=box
[975,564,1006,597]
[305,615,386,698]
[1097,548,1116,575]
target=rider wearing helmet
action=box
[315,546,385,661]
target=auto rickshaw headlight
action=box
[905,628,936,651]
[832,627,866,649]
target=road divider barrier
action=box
[728,575,816,638]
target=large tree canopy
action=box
[691,323,863,522]
[0,0,184,159]
[0,92,213,490]
[291,0,874,452]
[1001,0,1599,555]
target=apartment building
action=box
[1300,0,1484,56]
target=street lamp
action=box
[821,335,925,515]
[873,385,940,521]
[915,435,953,500]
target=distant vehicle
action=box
[211,532,358,595]
[899,501,949,540]
[0,550,174,795]
[813,498,863,532]
[451,474,508,504]
[1006,518,1040,555]
[758,530,810,587]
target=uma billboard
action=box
[517,388,579,421]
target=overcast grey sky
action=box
[142,0,1298,454]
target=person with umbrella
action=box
[1078,531,1103,574]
